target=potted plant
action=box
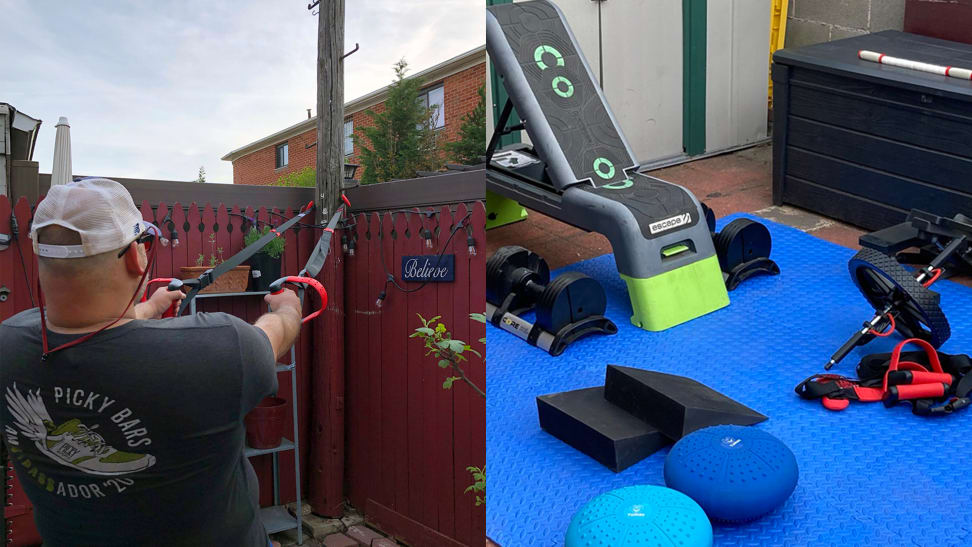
[243,225,286,292]
[179,233,250,293]
[243,396,288,449]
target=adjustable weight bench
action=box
[486,0,728,331]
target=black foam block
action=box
[537,386,670,472]
[604,365,767,440]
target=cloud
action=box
[2,0,483,184]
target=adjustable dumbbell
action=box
[700,203,780,291]
[486,246,617,356]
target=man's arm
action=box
[256,289,302,360]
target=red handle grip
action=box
[268,275,328,324]
[883,383,949,406]
[906,371,954,385]
[142,278,179,318]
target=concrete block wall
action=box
[785,0,906,48]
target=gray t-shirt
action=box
[0,309,278,546]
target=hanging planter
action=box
[244,396,288,449]
[179,265,251,294]
[243,225,287,292]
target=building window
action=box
[418,85,445,129]
[344,119,354,156]
[275,142,289,169]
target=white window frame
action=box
[343,118,354,156]
[418,84,445,130]
[275,142,289,169]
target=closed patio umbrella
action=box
[50,116,72,186]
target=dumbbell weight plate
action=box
[714,219,772,273]
[486,245,550,311]
[535,271,608,334]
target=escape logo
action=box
[649,213,691,235]
[4,384,156,499]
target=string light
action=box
[466,225,476,256]
[375,290,386,308]
[348,234,357,257]
[422,227,433,249]
[341,233,349,253]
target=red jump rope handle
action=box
[886,370,954,386]
[883,383,949,407]
[142,278,179,318]
[268,276,328,324]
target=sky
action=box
[1,1,484,183]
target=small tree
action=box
[195,166,206,183]
[273,166,316,187]
[445,85,486,165]
[355,59,441,183]
[411,312,486,506]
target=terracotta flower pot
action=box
[179,265,250,294]
[244,397,288,449]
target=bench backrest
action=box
[487,0,639,189]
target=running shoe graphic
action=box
[5,384,155,476]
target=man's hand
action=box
[265,289,301,317]
[256,289,302,360]
[134,287,185,319]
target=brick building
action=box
[223,46,486,185]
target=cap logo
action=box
[134,223,141,235]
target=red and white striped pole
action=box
[859,49,972,80]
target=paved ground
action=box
[486,143,866,269]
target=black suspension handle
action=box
[268,276,328,324]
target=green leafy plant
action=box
[465,466,485,506]
[411,313,485,397]
[195,166,206,183]
[273,166,316,188]
[355,59,442,184]
[195,233,224,267]
[243,226,286,259]
[412,312,486,506]
[445,85,486,165]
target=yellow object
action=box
[768,0,788,107]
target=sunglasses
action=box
[116,231,157,258]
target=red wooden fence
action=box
[0,195,341,544]
[343,203,487,547]
[0,194,484,546]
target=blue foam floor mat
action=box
[486,214,972,547]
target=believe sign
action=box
[401,255,455,282]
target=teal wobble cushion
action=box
[664,425,798,522]
[564,485,712,547]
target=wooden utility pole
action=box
[316,0,345,223]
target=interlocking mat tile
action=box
[486,214,972,547]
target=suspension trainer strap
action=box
[300,206,346,279]
[178,201,316,315]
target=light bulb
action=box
[467,235,476,256]
[171,237,181,248]
[341,234,349,253]
[159,236,170,247]
[425,238,433,249]
[375,290,386,308]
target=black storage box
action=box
[773,31,972,231]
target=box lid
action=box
[774,30,972,100]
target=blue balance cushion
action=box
[664,425,798,522]
[565,485,712,547]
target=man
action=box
[0,178,302,546]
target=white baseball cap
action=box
[30,178,154,258]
